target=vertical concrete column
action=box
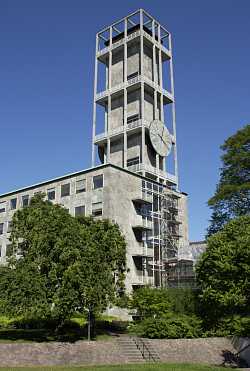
[107,95,111,163]
[123,18,128,168]
[140,9,145,175]
[92,34,98,167]
[158,26,164,123]
[107,26,113,164]
[169,33,179,190]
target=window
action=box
[76,179,86,194]
[127,113,139,124]
[0,223,4,235]
[47,188,55,201]
[93,175,103,190]
[75,205,85,217]
[22,195,29,208]
[7,221,12,233]
[61,183,70,197]
[10,198,17,210]
[127,156,140,167]
[127,71,139,81]
[92,202,103,217]
[0,202,6,213]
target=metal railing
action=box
[132,336,159,362]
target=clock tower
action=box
[92,9,178,189]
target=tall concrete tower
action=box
[92,9,178,189]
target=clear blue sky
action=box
[0,1,249,241]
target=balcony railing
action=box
[127,163,177,184]
[95,75,173,102]
[97,29,170,59]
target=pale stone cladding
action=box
[0,164,188,292]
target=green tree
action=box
[196,215,250,326]
[208,124,250,235]
[0,194,126,329]
[130,286,173,319]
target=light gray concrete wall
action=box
[103,166,144,290]
[111,49,124,88]
[127,42,139,77]
[0,165,189,293]
[110,138,123,167]
[144,91,154,123]
[127,90,140,118]
[127,133,141,161]
[144,43,153,80]
[178,193,189,248]
[110,96,123,130]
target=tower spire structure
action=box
[92,9,178,189]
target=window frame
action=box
[92,174,104,190]
[75,205,85,217]
[61,183,71,198]
[76,179,86,194]
[10,198,17,210]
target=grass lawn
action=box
[0,365,242,371]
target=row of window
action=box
[0,201,103,237]
[0,175,104,214]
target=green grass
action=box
[0,364,241,371]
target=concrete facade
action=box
[0,164,188,292]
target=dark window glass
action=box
[92,202,103,216]
[0,223,4,235]
[127,156,140,167]
[0,202,6,213]
[10,198,17,210]
[22,195,29,208]
[47,188,55,200]
[76,179,86,193]
[93,175,103,190]
[61,183,70,197]
[75,205,85,217]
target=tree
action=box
[196,215,250,326]
[208,124,250,235]
[130,286,173,319]
[0,194,126,329]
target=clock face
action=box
[149,120,172,157]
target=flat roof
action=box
[0,163,184,199]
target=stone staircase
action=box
[117,335,160,363]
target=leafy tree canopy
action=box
[208,124,250,235]
[0,194,126,323]
[130,286,173,319]
[196,215,250,324]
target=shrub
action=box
[130,287,173,319]
[132,313,202,339]
[204,315,250,337]
[168,288,199,315]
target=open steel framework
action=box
[92,9,178,188]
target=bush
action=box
[130,287,173,319]
[132,313,202,339]
[168,288,199,315]
[204,315,250,337]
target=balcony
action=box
[95,75,174,105]
[132,189,153,205]
[97,27,171,62]
[94,119,151,145]
[133,215,152,231]
[127,163,177,184]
